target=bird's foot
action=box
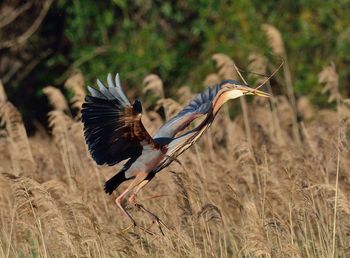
[128,194,137,206]
[136,224,156,235]
[135,203,169,235]
[121,221,156,236]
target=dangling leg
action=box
[128,179,150,206]
[128,178,169,235]
[115,172,152,232]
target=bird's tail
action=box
[104,171,130,195]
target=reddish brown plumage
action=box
[118,105,159,149]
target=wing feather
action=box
[154,82,223,139]
[115,74,130,105]
[82,74,158,166]
[97,79,115,99]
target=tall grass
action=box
[1,57,350,257]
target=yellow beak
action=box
[238,85,270,98]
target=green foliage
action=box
[47,0,349,102]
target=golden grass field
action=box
[0,50,350,258]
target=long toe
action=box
[137,225,156,236]
[121,222,156,236]
[121,224,134,233]
[135,203,161,221]
[156,221,165,236]
[134,204,169,235]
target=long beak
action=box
[239,86,270,98]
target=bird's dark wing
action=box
[81,74,159,166]
[154,83,225,139]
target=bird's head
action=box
[212,80,270,114]
[220,80,270,98]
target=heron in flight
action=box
[81,73,269,233]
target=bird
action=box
[81,73,269,233]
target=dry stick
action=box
[194,144,205,180]
[254,57,284,91]
[0,80,7,102]
[16,51,52,83]
[267,83,285,145]
[0,0,53,49]
[241,60,284,145]
[300,122,316,154]
[0,2,32,28]
[240,98,252,145]
[262,148,268,226]
[283,58,301,145]
[303,213,312,257]
[24,188,48,258]
[236,60,286,227]
[232,63,252,148]
[5,203,17,258]
[332,148,340,258]
[92,165,109,215]
[58,46,109,83]
[0,238,5,258]
[232,63,255,182]
[1,62,22,85]
[223,105,234,152]
[309,189,328,257]
[254,59,285,147]
[205,131,215,161]
[332,99,342,258]
[140,194,169,202]
[233,57,284,148]
[289,201,294,247]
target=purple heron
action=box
[81,73,269,233]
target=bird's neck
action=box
[212,89,243,116]
[195,89,244,131]
[170,89,241,156]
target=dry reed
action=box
[43,86,69,113]
[143,74,165,99]
[64,71,86,115]
[262,24,301,145]
[0,58,350,258]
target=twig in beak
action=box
[233,62,249,85]
[255,56,284,90]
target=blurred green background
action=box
[1,0,350,130]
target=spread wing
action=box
[81,74,159,166]
[154,82,223,139]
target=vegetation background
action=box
[1,0,350,129]
[1,0,350,257]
